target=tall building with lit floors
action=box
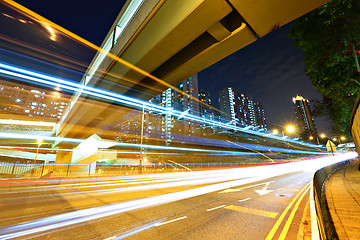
[145,74,200,144]
[292,95,318,140]
[219,87,267,129]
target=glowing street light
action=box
[273,129,279,135]
[320,133,326,138]
[32,138,43,176]
[332,138,337,142]
[34,138,43,165]
[286,125,294,133]
[309,136,314,140]
[282,125,295,159]
[340,136,346,141]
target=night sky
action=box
[11,0,331,135]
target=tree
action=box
[288,0,360,135]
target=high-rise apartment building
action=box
[0,79,69,120]
[292,95,318,140]
[219,87,266,129]
[198,89,212,120]
[143,74,200,144]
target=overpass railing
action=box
[310,157,356,239]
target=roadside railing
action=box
[310,158,356,240]
[0,159,297,178]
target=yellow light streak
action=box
[2,0,224,117]
[44,25,56,41]
[0,119,56,126]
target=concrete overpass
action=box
[45,0,328,164]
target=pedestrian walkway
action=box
[325,160,360,240]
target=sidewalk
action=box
[325,160,360,240]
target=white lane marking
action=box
[155,216,187,226]
[219,181,275,194]
[206,205,227,212]
[238,197,251,203]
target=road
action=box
[0,154,354,239]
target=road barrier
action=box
[0,159,297,178]
[310,158,356,240]
[350,91,360,156]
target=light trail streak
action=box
[0,132,261,154]
[106,218,164,240]
[0,62,323,149]
[0,153,356,239]
[1,169,243,195]
[2,0,219,123]
[0,119,56,127]
[0,176,284,239]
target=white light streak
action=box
[0,153,356,239]
[0,63,323,150]
[0,119,55,127]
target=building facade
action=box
[219,87,266,129]
[133,74,201,144]
[292,95,318,140]
[0,79,69,120]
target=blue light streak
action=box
[0,62,322,149]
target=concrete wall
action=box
[350,93,360,155]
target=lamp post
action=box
[139,104,145,174]
[34,138,43,165]
[32,138,43,176]
[319,133,326,144]
[309,135,320,145]
[283,125,294,159]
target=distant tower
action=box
[292,95,318,140]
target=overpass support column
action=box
[55,149,73,176]
[55,149,73,164]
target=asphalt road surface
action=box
[0,154,355,240]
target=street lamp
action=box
[273,129,279,135]
[283,125,294,159]
[139,104,145,174]
[286,125,294,133]
[320,133,326,139]
[34,138,43,165]
[309,135,320,145]
[32,138,43,176]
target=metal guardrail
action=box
[310,158,356,240]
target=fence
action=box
[0,159,293,178]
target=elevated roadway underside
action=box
[55,0,328,141]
